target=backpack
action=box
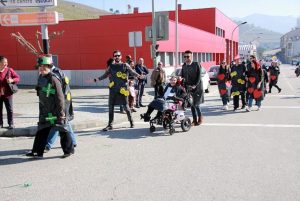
[51,66,74,121]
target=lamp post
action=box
[231,21,247,62]
[175,0,179,69]
[151,0,157,68]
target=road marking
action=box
[202,123,300,128]
[261,106,300,109]
[281,66,295,92]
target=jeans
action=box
[46,121,76,149]
[136,82,146,105]
[191,105,202,120]
[221,96,229,106]
[0,95,13,126]
[248,98,261,107]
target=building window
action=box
[193,53,198,62]
[202,53,206,62]
[198,53,202,62]
[165,52,174,66]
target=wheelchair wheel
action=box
[150,126,156,133]
[181,117,191,132]
[169,128,175,135]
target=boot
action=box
[278,88,282,93]
[198,116,203,125]
[192,118,199,126]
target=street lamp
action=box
[250,36,261,44]
[175,0,179,69]
[231,21,247,62]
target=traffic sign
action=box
[0,12,59,26]
[129,31,142,47]
[0,0,57,7]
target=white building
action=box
[238,44,257,60]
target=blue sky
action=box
[68,0,300,18]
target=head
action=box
[113,50,122,63]
[250,55,256,62]
[184,50,193,63]
[251,60,260,70]
[37,56,53,75]
[0,56,8,71]
[129,60,135,68]
[169,76,178,86]
[138,58,144,65]
[220,61,226,68]
[128,80,134,86]
[126,55,132,61]
[157,61,163,69]
[271,60,277,66]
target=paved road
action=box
[1,64,300,201]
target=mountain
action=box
[0,0,110,20]
[234,14,297,34]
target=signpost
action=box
[0,12,59,26]
[0,0,57,7]
[129,31,142,63]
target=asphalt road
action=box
[1,64,300,201]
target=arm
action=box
[52,77,66,124]
[96,68,111,81]
[9,68,20,83]
[127,64,141,78]
[194,62,202,87]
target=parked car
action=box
[208,65,220,84]
[170,66,210,93]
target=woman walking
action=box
[217,61,230,110]
[0,56,20,129]
[246,60,264,111]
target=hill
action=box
[0,0,110,20]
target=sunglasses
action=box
[184,56,190,58]
[114,55,121,57]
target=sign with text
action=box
[0,11,59,26]
[0,0,57,7]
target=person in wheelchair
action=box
[141,76,186,122]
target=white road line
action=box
[282,67,295,92]
[261,106,300,109]
[202,123,300,128]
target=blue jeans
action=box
[191,105,202,120]
[248,98,261,107]
[46,122,76,149]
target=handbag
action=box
[5,68,18,94]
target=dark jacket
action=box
[217,66,230,98]
[230,63,247,94]
[269,65,280,85]
[36,73,65,130]
[246,67,264,101]
[135,64,149,84]
[181,61,204,105]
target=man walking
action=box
[95,50,142,131]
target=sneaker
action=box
[25,152,35,157]
[278,88,282,93]
[139,104,146,107]
[246,106,252,112]
[257,106,261,111]
[135,105,140,108]
[131,108,137,112]
[62,153,73,158]
[222,105,228,110]
[102,125,113,131]
[44,146,51,153]
[120,110,126,114]
[233,108,238,112]
[241,105,246,110]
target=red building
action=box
[0,6,239,86]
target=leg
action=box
[103,103,114,131]
[154,85,158,99]
[240,92,246,108]
[233,95,239,110]
[269,83,273,93]
[67,122,76,146]
[29,127,51,156]
[141,106,154,122]
[274,84,281,93]
[59,130,74,156]
[139,83,145,106]
[221,96,227,106]
[124,104,134,128]
[191,106,199,126]
[3,96,13,127]
[0,97,3,126]
[46,128,59,149]
[247,98,253,112]
[136,82,141,107]
[195,105,203,124]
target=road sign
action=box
[0,0,57,7]
[129,31,142,47]
[146,12,169,42]
[0,12,59,26]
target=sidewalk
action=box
[0,87,153,137]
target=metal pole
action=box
[175,0,178,69]
[231,21,247,62]
[40,6,49,54]
[152,0,157,68]
[134,46,137,64]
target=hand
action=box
[139,75,145,79]
[190,85,196,89]
[7,78,14,83]
[94,78,98,82]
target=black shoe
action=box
[44,146,51,153]
[268,90,271,94]
[62,153,73,158]
[241,105,246,109]
[102,125,113,131]
[139,104,146,107]
[25,152,35,157]
[278,88,282,93]
[136,105,140,108]
[141,113,150,122]
[8,125,14,129]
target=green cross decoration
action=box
[45,113,57,125]
[42,83,56,97]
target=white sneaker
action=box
[257,106,261,111]
[246,106,252,112]
[224,105,228,110]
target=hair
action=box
[113,50,121,56]
[250,55,256,59]
[184,50,192,54]
[0,56,7,62]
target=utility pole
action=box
[151,0,157,68]
[40,6,49,54]
[175,0,179,69]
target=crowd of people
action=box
[0,49,283,159]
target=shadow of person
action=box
[0,155,63,166]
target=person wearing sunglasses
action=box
[180,50,204,126]
[95,50,143,131]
